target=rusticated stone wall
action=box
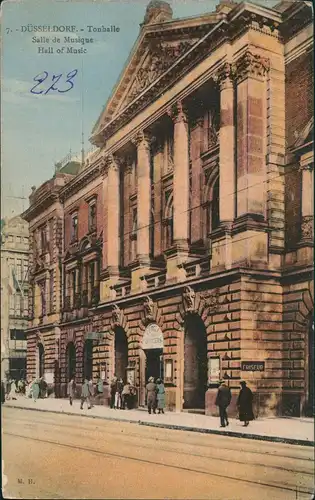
[54,273,313,416]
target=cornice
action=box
[59,159,103,202]
[23,192,60,222]
[91,6,282,147]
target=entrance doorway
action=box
[66,342,76,381]
[114,327,128,381]
[184,314,208,409]
[38,343,45,378]
[145,349,164,383]
[83,340,93,380]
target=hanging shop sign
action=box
[208,357,220,384]
[241,361,265,372]
[142,323,164,350]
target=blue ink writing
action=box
[30,69,78,95]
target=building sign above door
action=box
[241,361,265,372]
[142,323,164,350]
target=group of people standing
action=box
[110,375,137,410]
[215,380,254,427]
[1,377,48,403]
[146,377,165,415]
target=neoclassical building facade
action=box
[23,0,314,416]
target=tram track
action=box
[4,430,314,497]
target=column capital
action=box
[232,50,270,84]
[167,101,188,124]
[132,131,151,150]
[101,154,120,176]
[215,62,233,90]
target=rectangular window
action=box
[40,225,47,253]
[10,329,26,341]
[49,271,54,313]
[16,236,21,243]
[16,259,22,281]
[71,269,76,307]
[130,207,137,262]
[71,214,78,241]
[88,201,97,232]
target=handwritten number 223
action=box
[30,69,78,95]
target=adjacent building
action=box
[1,216,30,381]
[23,0,314,416]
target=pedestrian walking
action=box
[5,379,11,400]
[121,382,131,410]
[39,377,47,398]
[215,380,232,427]
[8,380,17,400]
[237,381,254,427]
[80,378,92,410]
[110,374,117,408]
[114,378,124,409]
[156,379,165,414]
[68,378,75,406]
[96,377,104,396]
[32,379,40,402]
[1,380,5,404]
[146,376,157,414]
[88,378,95,407]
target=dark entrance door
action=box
[145,349,163,383]
[184,314,208,409]
[83,340,93,380]
[66,342,76,382]
[115,327,128,381]
[38,343,45,378]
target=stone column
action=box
[234,51,270,217]
[106,155,120,274]
[218,63,235,224]
[134,132,151,264]
[300,156,314,241]
[169,102,190,249]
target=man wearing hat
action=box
[215,380,232,427]
[145,376,157,414]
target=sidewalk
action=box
[4,396,314,447]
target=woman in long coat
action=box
[237,381,254,426]
[156,379,165,414]
[32,379,40,402]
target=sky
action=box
[1,0,278,218]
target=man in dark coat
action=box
[237,381,254,426]
[1,380,5,404]
[215,381,232,427]
[110,374,117,409]
[146,377,157,414]
[80,378,92,410]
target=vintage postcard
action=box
[1,0,314,499]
